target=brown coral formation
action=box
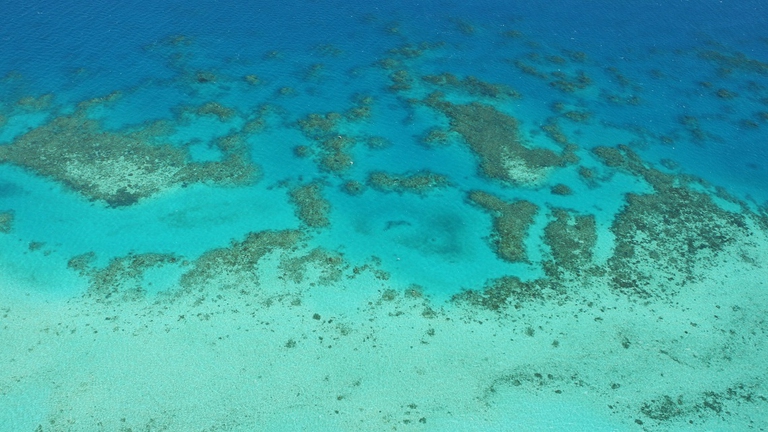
[468,190,538,263]
[452,275,548,310]
[421,73,522,99]
[0,104,257,207]
[179,230,304,289]
[543,209,597,272]
[295,97,380,174]
[0,211,14,233]
[592,145,749,297]
[289,182,331,228]
[0,95,258,207]
[68,252,181,300]
[424,94,565,186]
[367,171,450,194]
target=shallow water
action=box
[1,1,767,430]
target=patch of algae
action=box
[424,93,566,186]
[0,105,257,207]
[467,190,538,263]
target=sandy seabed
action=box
[2,233,767,432]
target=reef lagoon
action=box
[1,0,767,430]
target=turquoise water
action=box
[1,1,767,430]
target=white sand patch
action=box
[64,156,181,196]
[501,155,551,186]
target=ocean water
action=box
[1,0,767,430]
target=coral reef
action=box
[0,103,257,207]
[179,230,305,289]
[367,171,450,195]
[452,275,549,310]
[468,190,538,263]
[289,182,331,228]
[421,73,522,99]
[424,94,565,186]
[68,252,181,301]
[592,145,748,297]
[543,208,597,272]
[0,211,14,233]
[550,184,573,196]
